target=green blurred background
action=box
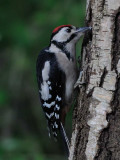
[0,0,86,159]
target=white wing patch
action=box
[42,61,50,81]
[55,113,59,119]
[39,61,62,137]
[55,104,60,110]
[54,122,58,128]
[43,101,55,108]
[46,112,54,119]
[47,81,51,85]
[49,86,52,90]
[40,82,50,100]
[53,132,57,137]
[40,61,51,101]
[56,95,62,101]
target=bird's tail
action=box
[60,122,70,156]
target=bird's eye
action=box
[66,28,71,33]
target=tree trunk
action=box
[69,0,120,160]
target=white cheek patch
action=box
[52,27,71,42]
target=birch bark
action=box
[69,0,120,159]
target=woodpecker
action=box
[36,25,91,154]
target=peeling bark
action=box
[69,0,120,160]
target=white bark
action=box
[69,0,120,160]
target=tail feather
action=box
[60,122,70,156]
[47,121,70,156]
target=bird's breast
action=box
[55,51,77,103]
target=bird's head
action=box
[50,25,91,44]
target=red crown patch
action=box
[52,25,71,33]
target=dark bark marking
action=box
[112,12,120,71]
[99,67,107,87]
[74,89,91,160]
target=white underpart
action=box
[49,25,85,102]
[49,30,78,103]
[54,49,77,103]
[43,101,55,108]
[66,43,75,55]
[46,112,54,119]
[56,95,61,101]
[41,61,51,100]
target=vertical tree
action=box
[69,0,120,159]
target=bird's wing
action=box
[36,50,66,138]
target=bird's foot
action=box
[74,71,85,89]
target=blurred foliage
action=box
[0,0,86,159]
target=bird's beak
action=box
[75,27,92,33]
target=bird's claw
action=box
[74,71,85,89]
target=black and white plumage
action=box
[36,25,91,154]
[37,49,65,137]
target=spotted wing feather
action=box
[36,49,65,138]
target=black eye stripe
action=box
[66,33,76,43]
